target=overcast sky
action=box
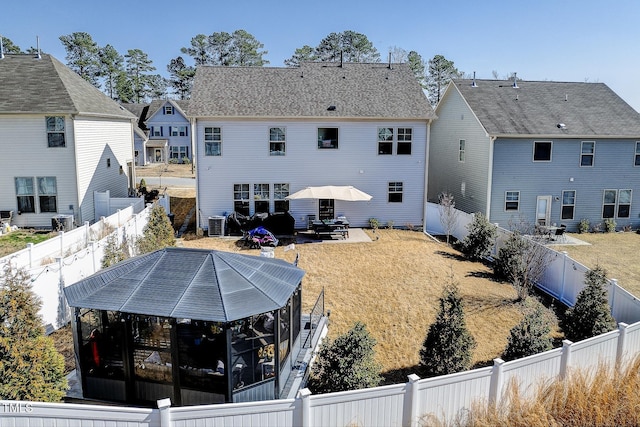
[4,0,640,111]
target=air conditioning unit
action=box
[208,216,226,237]
[52,214,75,232]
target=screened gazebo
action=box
[64,247,305,406]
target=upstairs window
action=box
[635,142,640,166]
[388,182,403,203]
[397,128,412,155]
[533,141,552,162]
[15,177,35,213]
[170,126,188,136]
[151,126,163,137]
[164,105,174,115]
[505,191,520,211]
[204,127,222,156]
[459,139,466,162]
[378,128,393,155]
[46,116,65,147]
[318,128,338,149]
[580,141,595,167]
[269,127,286,156]
[37,177,57,213]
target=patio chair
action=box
[554,227,566,243]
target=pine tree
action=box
[562,266,616,342]
[136,204,176,254]
[502,297,554,361]
[0,264,67,401]
[308,322,382,393]
[101,232,130,268]
[420,281,476,377]
[460,213,497,261]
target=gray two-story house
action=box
[428,78,640,231]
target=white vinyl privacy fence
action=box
[3,202,640,426]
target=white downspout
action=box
[486,136,496,218]
[190,117,200,230]
[423,120,432,232]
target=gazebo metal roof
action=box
[64,247,304,322]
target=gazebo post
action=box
[225,326,233,402]
[169,318,182,406]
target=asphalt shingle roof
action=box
[188,62,435,120]
[452,79,640,137]
[0,53,134,119]
[64,247,305,322]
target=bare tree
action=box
[438,191,459,245]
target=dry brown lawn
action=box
[182,229,522,382]
[555,232,640,298]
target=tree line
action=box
[1,31,463,105]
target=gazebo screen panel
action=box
[78,309,125,380]
[131,316,173,384]
[176,319,227,399]
[230,313,276,390]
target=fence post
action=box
[84,221,90,247]
[559,339,573,379]
[89,241,97,274]
[616,322,629,369]
[610,278,618,314]
[27,243,34,268]
[488,358,504,409]
[560,251,568,302]
[298,388,312,427]
[157,398,172,427]
[406,374,421,427]
[59,230,65,257]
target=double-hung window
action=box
[254,184,270,213]
[378,128,393,155]
[388,182,403,203]
[46,116,65,147]
[580,141,595,166]
[164,105,173,115]
[561,190,576,220]
[533,141,552,161]
[170,146,188,160]
[38,177,57,213]
[204,127,222,156]
[635,142,640,166]
[15,177,35,213]
[151,126,163,137]
[602,189,631,219]
[459,139,466,162]
[505,191,520,211]
[318,128,338,149]
[233,184,249,215]
[269,127,286,156]
[170,126,188,137]
[397,128,412,155]
[274,183,290,212]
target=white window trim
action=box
[635,141,640,167]
[602,189,617,219]
[618,189,632,219]
[580,141,595,167]
[396,127,412,155]
[317,127,339,149]
[377,127,394,155]
[533,141,553,162]
[269,127,286,156]
[459,139,466,163]
[561,190,576,220]
[204,127,222,156]
[505,190,520,211]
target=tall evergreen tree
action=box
[98,44,124,99]
[1,36,22,54]
[562,266,617,342]
[288,31,380,65]
[136,204,176,254]
[420,281,476,377]
[230,29,269,66]
[407,51,426,88]
[208,32,234,65]
[124,49,156,103]
[308,322,382,393]
[283,45,317,67]
[59,32,102,88]
[0,264,67,401]
[167,56,195,99]
[180,34,211,66]
[425,54,462,106]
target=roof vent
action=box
[35,36,41,59]
[557,123,566,129]
[388,52,392,70]
[565,94,568,101]
[512,72,518,88]
[327,105,336,111]
[471,71,477,87]
[0,35,4,60]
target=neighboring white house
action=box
[188,62,436,230]
[0,53,137,228]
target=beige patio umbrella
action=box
[285,185,372,201]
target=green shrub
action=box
[562,265,616,342]
[368,218,380,231]
[578,218,590,234]
[604,218,617,233]
[136,204,176,254]
[502,297,555,361]
[419,281,476,377]
[307,322,382,393]
[460,213,497,261]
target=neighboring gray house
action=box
[0,53,137,228]
[428,78,640,231]
[189,62,436,230]
[123,100,191,165]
